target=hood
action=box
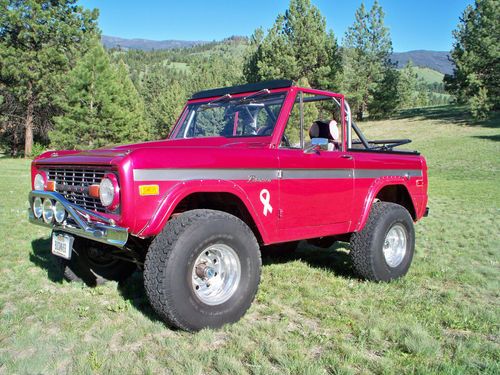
[34,137,272,167]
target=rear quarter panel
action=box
[351,151,428,231]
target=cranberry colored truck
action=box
[29,80,429,331]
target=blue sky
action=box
[79,0,474,52]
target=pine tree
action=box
[0,0,98,156]
[341,1,398,119]
[445,0,499,119]
[244,0,340,89]
[397,61,419,109]
[50,40,149,149]
[141,69,186,139]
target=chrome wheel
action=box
[382,224,407,268]
[191,244,241,306]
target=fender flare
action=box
[354,177,417,232]
[138,180,269,241]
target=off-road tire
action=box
[53,237,136,286]
[143,209,261,331]
[350,202,415,281]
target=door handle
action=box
[341,155,353,160]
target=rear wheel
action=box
[350,202,415,281]
[144,209,261,331]
[53,237,136,286]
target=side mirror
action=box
[304,138,329,154]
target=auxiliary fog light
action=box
[33,197,43,219]
[54,201,66,223]
[42,199,54,224]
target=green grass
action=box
[0,105,499,374]
[413,67,445,84]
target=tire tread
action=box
[350,202,413,281]
[144,209,260,331]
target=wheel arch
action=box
[355,180,417,232]
[138,181,267,243]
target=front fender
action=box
[137,180,269,241]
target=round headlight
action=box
[33,197,43,218]
[99,178,115,207]
[54,201,66,223]
[42,198,54,224]
[34,173,45,191]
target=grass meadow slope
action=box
[0,105,498,374]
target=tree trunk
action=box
[24,83,34,157]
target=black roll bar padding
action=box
[351,121,371,149]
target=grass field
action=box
[0,105,498,374]
[413,67,444,85]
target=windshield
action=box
[171,92,287,139]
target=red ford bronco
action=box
[29,80,429,331]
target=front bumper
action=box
[28,191,128,248]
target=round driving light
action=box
[42,199,54,224]
[34,173,45,191]
[54,201,66,223]
[33,197,43,218]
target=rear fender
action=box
[138,180,269,241]
[355,178,417,232]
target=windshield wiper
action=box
[198,89,272,111]
[234,89,271,105]
[199,93,232,110]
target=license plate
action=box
[51,233,74,260]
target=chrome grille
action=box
[46,167,110,212]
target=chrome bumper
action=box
[28,191,128,248]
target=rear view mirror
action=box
[304,138,329,154]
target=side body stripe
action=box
[133,168,422,181]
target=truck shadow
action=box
[472,134,500,143]
[30,236,356,325]
[261,241,356,279]
[117,272,165,324]
[29,237,164,323]
[29,237,65,283]
[118,242,356,325]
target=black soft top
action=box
[190,79,293,100]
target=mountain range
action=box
[101,35,206,51]
[101,35,454,75]
[390,50,453,75]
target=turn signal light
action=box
[88,184,100,198]
[46,180,56,191]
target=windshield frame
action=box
[169,88,291,140]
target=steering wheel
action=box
[281,134,291,147]
[256,126,274,136]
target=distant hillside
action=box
[102,35,208,51]
[102,36,455,76]
[390,50,454,75]
[414,67,444,84]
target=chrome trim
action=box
[133,168,422,181]
[28,191,128,248]
[345,100,352,149]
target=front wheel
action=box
[350,202,415,281]
[144,209,261,331]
